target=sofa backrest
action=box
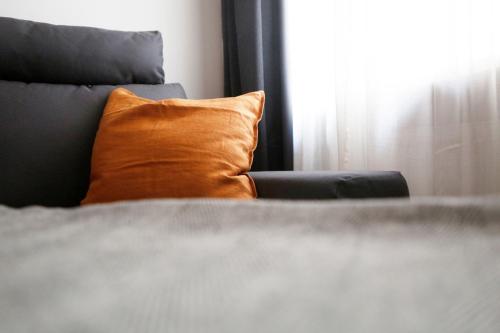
[0,17,165,85]
[0,17,187,207]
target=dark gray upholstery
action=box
[0,17,410,207]
[0,17,164,85]
[0,80,186,207]
[250,171,409,199]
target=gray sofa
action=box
[0,17,409,207]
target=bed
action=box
[1,197,500,332]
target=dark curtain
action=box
[221,0,293,171]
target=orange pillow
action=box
[81,88,264,205]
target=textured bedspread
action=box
[1,198,499,333]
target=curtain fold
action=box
[222,0,293,171]
[285,0,500,196]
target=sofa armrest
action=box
[249,171,409,199]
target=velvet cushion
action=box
[82,89,264,204]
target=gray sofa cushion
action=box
[0,17,165,85]
[0,80,186,207]
[250,171,409,199]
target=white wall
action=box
[0,0,224,99]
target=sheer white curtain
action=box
[285,0,500,196]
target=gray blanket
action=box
[1,197,499,333]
